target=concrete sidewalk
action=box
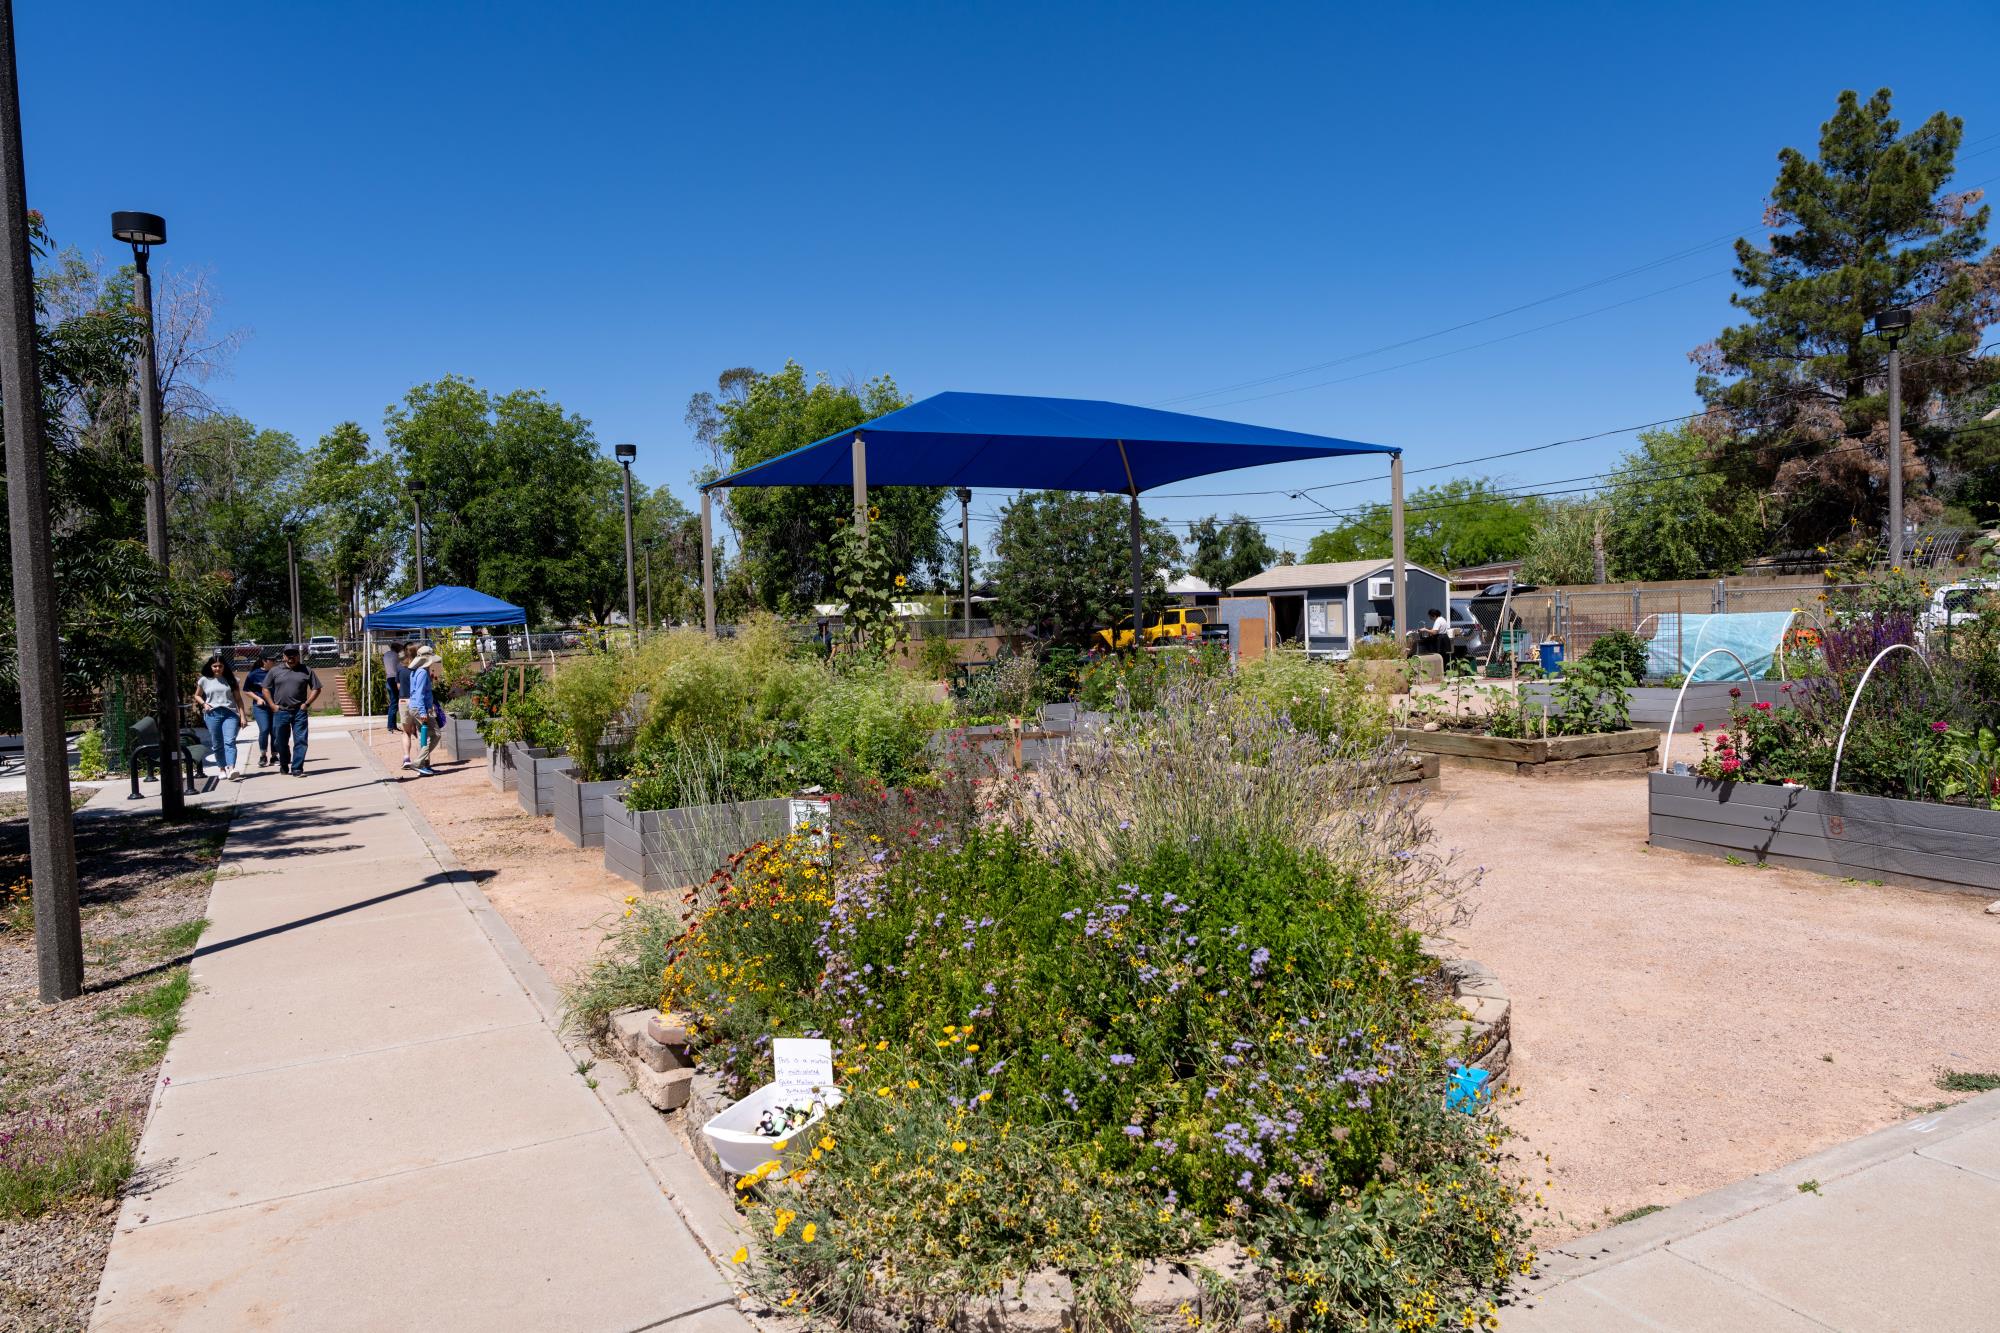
[91,727,739,1332]
[1504,1089,2000,1330]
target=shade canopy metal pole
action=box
[1129,493,1144,649]
[700,489,716,637]
[956,486,972,637]
[2,4,83,1000]
[1390,451,1408,647]
[852,433,868,536]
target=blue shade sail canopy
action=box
[703,391,1398,494]
[364,585,527,630]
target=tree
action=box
[989,491,1181,646]
[1187,514,1274,591]
[1516,499,1599,585]
[1304,477,1539,571]
[169,414,317,645]
[692,362,948,614]
[299,422,403,637]
[385,377,604,623]
[1603,424,1765,580]
[1695,88,2000,550]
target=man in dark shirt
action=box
[243,652,275,767]
[382,640,405,729]
[260,646,323,777]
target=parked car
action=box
[306,635,340,661]
[1920,581,1993,635]
[1410,601,1488,661]
[1092,606,1211,651]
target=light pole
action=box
[643,540,655,631]
[285,526,302,645]
[954,486,972,637]
[112,208,183,819]
[1871,306,1912,568]
[3,4,84,999]
[407,478,426,591]
[615,444,637,640]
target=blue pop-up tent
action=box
[361,586,528,729]
[700,391,1408,640]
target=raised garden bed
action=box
[1394,726,1659,777]
[550,768,626,848]
[486,738,515,791]
[1648,771,2000,898]
[440,716,485,763]
[512,744,571,817]
[1522,679,1821,731]
[602,791,791,892]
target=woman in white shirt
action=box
[191,654,253,781]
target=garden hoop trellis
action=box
[1659,648,1763,771]
[1828,643,1934,795]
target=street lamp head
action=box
[1871,306,1913,340]
[110,211,166,247]
[406,478,427,497]
[954,486,972,506]
[615,443,637,465]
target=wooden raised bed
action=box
[1393,727,1659,777]
[513,744,571,817]
[441,716,486,763]
[1648,772,2000,898]
[602,793,791,892]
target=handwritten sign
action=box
[772,1037,835,1103]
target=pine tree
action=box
[1695,88,2000,552]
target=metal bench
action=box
[126,715,216,799]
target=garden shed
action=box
[1227,559,1449,657]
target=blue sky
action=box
[18,1,2000,558]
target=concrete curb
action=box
[1519,1087,2000,1291]
[348,732,756,1313]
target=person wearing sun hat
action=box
[401,647,444,776]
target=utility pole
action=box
[1592,510,1607,584]
[1872,307,1912,568]
[955,486,972,637]
[1,0,83,999]
[286,529,302,644]
[615,444,637,641]
[643,542,654,632]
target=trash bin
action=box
[1538,640,1565,675]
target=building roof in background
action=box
[1229,559,1438,593]
[1166,573,1217,595]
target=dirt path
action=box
[1428,762,2000,1237]
[361,727,629,990]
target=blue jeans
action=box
[204,708,240,773]
[250,702,275,758]
[271,708,310,774]
[385,677,400,725]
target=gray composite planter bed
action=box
[1648,771,2000,898]
[601,793,792,892]
[1393,727,1659,777]
[513,745,571,817]
[487,740,516,792]
[440,716,486,763]
[550,767,627,848]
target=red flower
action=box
[1755,701,1773,712]
[1692,722,1704,733]
[1729,687,1742,698]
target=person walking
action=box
[382,639,405,731]
[260,645,323,777]
[401,648,441,776]
[192,654,253,782]
[243,651,276,767]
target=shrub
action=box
[1076,644,1228,712]
[487,680,562,749]
[562,897,683,1033]
[344,660,386,714]
[1349,636,1402,660]
[75,726,107,780]
[1234,649,1389,751]
[800,668,945,786]
[959,652,1041,721]
[548,651,633,781]
[915,630,959,682]
[1584,629,1648,683]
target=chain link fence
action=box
[1481,582,1866,665]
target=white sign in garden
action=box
[772,1037,836,1102]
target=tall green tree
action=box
[1603,425,1766,580]
[385,376,603,623]
[687,362,947,613]
[1696,88,2000,549]
[1187,514,1274,591]
[1304,477,1538,571]
[299,422,403,637]
[168,415,321,644]
[989,491,1181,646]
[1516,499,1599,585]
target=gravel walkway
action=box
[1428,763,2000,1238]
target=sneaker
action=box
[259,754,270,767]
[417,767,436,776]
[400,759,414,769]
[292,770,305,778]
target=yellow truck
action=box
[1092,606,1212,651]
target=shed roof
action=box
[1228,559,1441,594]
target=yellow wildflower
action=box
[731,1246,748,1264]
[951,1141,968,1153]
[802,1222,817,1243]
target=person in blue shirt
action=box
[242,652,275,767]
[401,648,442,776]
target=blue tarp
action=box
[1645,611,1798,682]
[364,585,526,631]
[704,391,1397,493]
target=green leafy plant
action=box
[547,650,633,781]
[915,629,958,682]
[831,524,908,656]
[1584,629,1648,683]
[75,727,106,781]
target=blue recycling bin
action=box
[1538,640,1565,675]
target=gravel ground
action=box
[1427,761,2000,1239]
[0,795,229,1333]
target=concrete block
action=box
[633,1062,694,1111]
[609,1007,654,1057]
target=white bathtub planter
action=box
[701,1037,841,1177]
